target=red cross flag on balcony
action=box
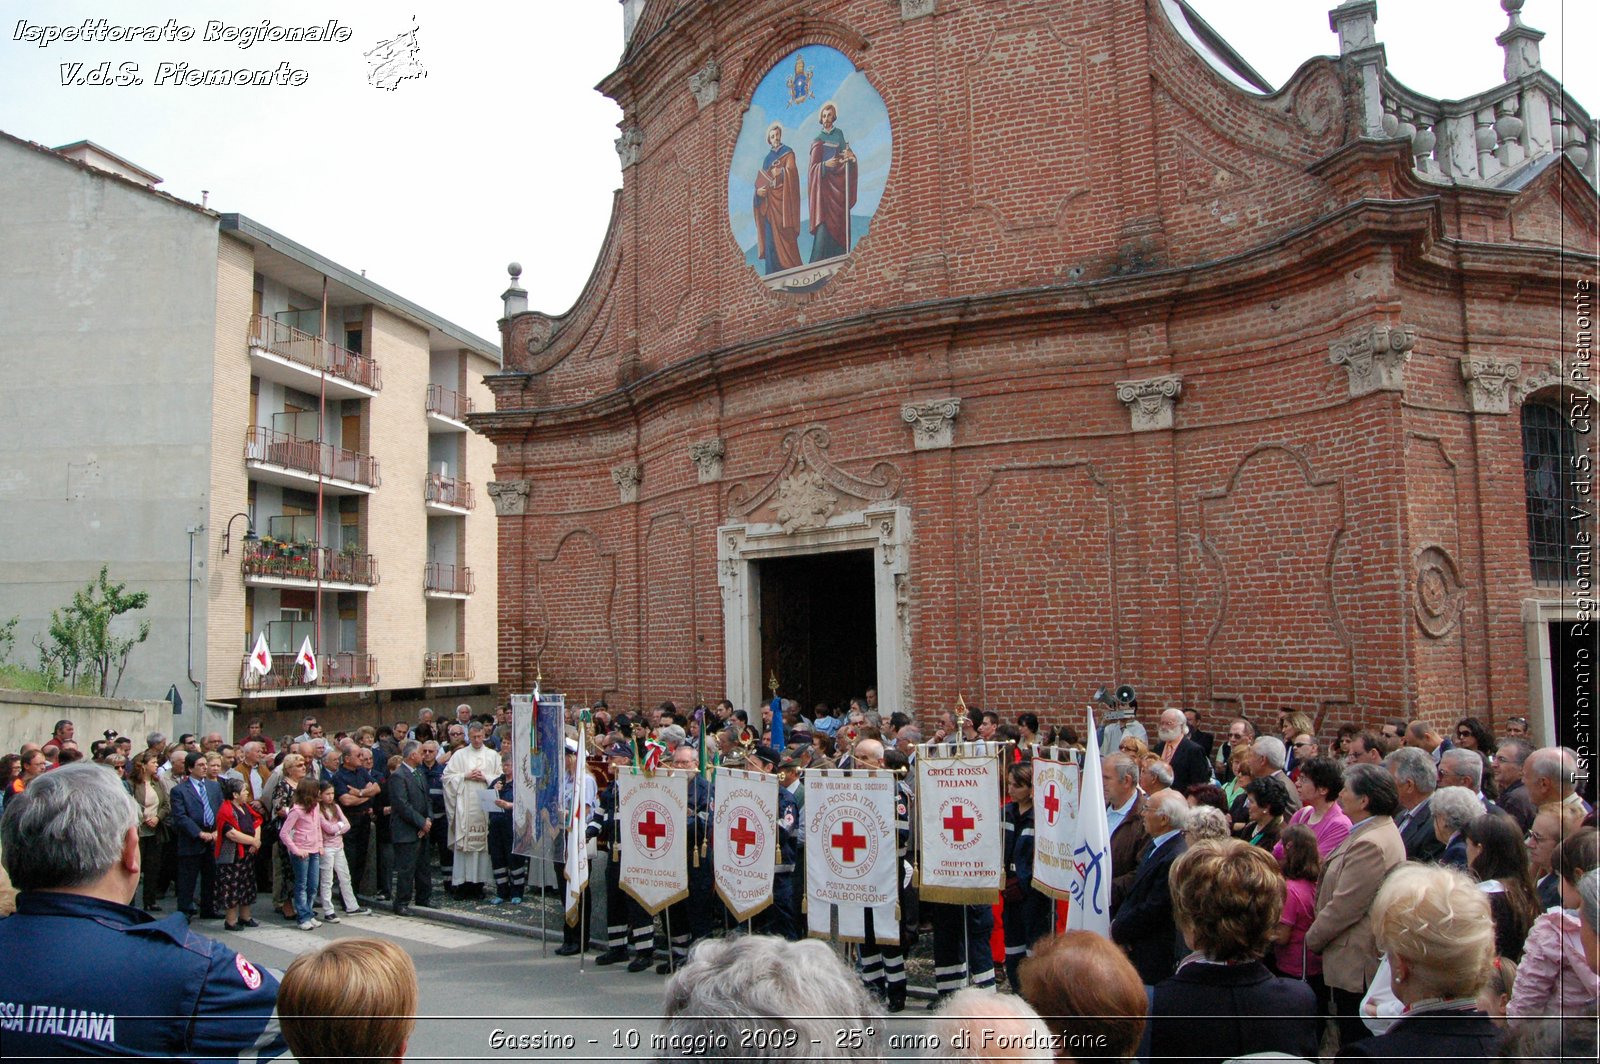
[713,767,778,922]
[914,742,1005,904]
[294,636,319,684]
[247,632,272,677]
[616,767,690,915]
[1030,747,1083,903]
[804,768,898,943]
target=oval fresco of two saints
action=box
[728,46,892,293]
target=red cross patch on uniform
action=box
[234,953,262,990]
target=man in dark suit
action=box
[170,750,223,919]
[1110,789,1188,985]
[387,739,433,916]
[1182,708,1214,760]
[1492,738,1537,831]
[1156,709,1211,794]
[1103,753,1148,913]
[1386,746,1445,863]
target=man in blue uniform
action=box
[0,763,287,1059]
[587,742,656,972]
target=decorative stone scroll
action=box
[615,125,643,170]
[486,480,531,516]
[1329,324,1417,398]
[900,398,961,450]
[688,59,721,109]
[1461,358,1522,414]
[612,464,642,504]
[1115,375,1182,432]
[902,0,937,19]
[689,438,725,483]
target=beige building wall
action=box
[203,236,257,700]
[364,307,434,689]
[463,349,499,687]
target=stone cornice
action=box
[468,198,1580,441]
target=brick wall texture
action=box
[473,0,1598,737]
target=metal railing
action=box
[424,561,474,595]
[242,542,379,586]
[249,313,382,391]
[426,383,473,421]
[240,651,378,691]
[424,652,474,683]
[245,427,381,488]
[425,472,474,510]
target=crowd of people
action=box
[1,698,1596,1062]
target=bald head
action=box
[853,739,885,767]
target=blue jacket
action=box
[170,777,224,858]
[0,892,286,1059]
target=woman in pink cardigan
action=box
[1507,829,1599,1023]
[278,777,325,931]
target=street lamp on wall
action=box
[222,511,258,555]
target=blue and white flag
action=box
[1066,705,1112,938]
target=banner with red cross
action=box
[803,769,898,944]
[617,767,691,915]
[914,743,1006,904]
[1030,747,1082,902]
[712,767,778,922]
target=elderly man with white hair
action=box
[1111,788,1190,985]
[927,988,1055,1062]
[1385,746,1444,863]
[1524,746,1591,814]
[1429,786,1485,868]
[1155,708,1210,793]
[1247,735,1302,814]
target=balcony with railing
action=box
[426,384,473,431]
[245,427,380,494]
[425,472,474,514]
[241,650,379,693]
[242,541,379,590]
[248,313,382,398]
[424,561,474,598]
[424,651,474,684]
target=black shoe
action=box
[594,949,629,966]
[394,905,412,917]
[655,960,675,975]
[554,943,581,957]
[627,954,654,973]
[886,998,906,1014]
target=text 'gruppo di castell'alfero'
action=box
[14,18,353,87]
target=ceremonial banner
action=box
[563,712,590,928]
[1030,748,1081,902]
[1066,708,1112,937]
[713,767,777,922]
[805,769,898,943]
[915,744,1005,903]
[511,692,565,862]
[617,768,691,915]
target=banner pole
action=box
[664,905,674,974]
[540,853,549,957]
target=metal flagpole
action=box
[664,906,674,974]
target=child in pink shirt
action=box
[278,777,325,929]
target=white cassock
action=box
[442,741,500,885]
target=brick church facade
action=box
[474,0,1598,743]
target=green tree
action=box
[35,567,151,697]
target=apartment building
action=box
[0,133,498,725]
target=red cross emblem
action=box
[943,804,976,842]
[1043,783,1061,825]
[729,816,757,856]
[831,820,866,863]
[637,810,667,848]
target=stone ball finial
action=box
[1502,0,1524,24]
[507,262,523,280]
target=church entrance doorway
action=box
[757,549,877,718]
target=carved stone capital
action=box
[614,125,643,169]
[487,480,531,516]
[900,397,962,450]
[902,0,937,19]
[1330,324,1417,397]
[688,59,721,110]
[688,438,725,483]
[1461,357,1522,414]
[612,464,641,504]
[1115,375,1182,432]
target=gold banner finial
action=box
[768,669,779,697]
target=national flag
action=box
[247,632,272,676]
[1066,705,1112,938]
[769,693,785,751]
[294,635,318,683]
[642,738,666,772]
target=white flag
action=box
[246,632,272,676]
[1030,750,1081,901]
[805,768,899,943]
[565,718,590,928]
[713,767,778,922]
[1066,706,1112,937]
[294,636,318,683]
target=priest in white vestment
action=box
[442,722,499,891]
